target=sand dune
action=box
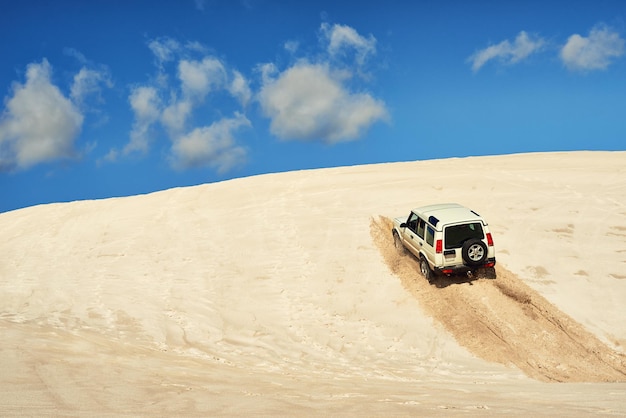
[1,151,626,416]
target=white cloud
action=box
[159,57,227,135]
[184,40,208,54]
[0,60,83,170]
[123,27,387,171]
[560,25,625,71]
[321,23,377,67]
[178,57,227,99]
[255,22,386,143]
[100,147,119,164]
[70,67,113,107]
[119,39,251,173]
[258,62,387,143]
[64,47,89,65]
[228,70,252,107]
[161,99,192,135]
[130,86,162,121]
[284,40,299,54]
[64,48,114,107]
[125,86,162,154]
[148,37,181,65]
[257,62,278,85]
[171,112,250,171]
[469,31,545,72]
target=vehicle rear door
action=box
[422,223,437,266]
[443,222,485,265]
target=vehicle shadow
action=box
[430,270,496,288]
[430,274,477,288]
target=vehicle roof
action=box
[412,203,486,230]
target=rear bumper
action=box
[434,258,496,275]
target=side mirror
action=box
[400,222,407,228]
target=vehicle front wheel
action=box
[420,257,433,282]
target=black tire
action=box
[393,232,406,255]
[461,238,488,266]
[420,257,433,282]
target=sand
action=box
[1,151,625,416]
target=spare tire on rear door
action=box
[461,238,488,266]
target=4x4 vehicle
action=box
[392,203,496,281]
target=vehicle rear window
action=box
[444,223,484,249]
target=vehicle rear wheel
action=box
[393,232,406,255]
[420,257,433,282]
[461,238,488,266]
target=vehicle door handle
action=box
[419,242,423,246]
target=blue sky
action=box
[1,0,625,212]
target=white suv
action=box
[392,203,496,281]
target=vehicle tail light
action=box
[486,233,494,246]
[436,239,443,254]
[442,269,453,275]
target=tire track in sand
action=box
[370,216,626,382]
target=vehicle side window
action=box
[425,226,435,247]
[416,218,425,239]
[406,213,419,233]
